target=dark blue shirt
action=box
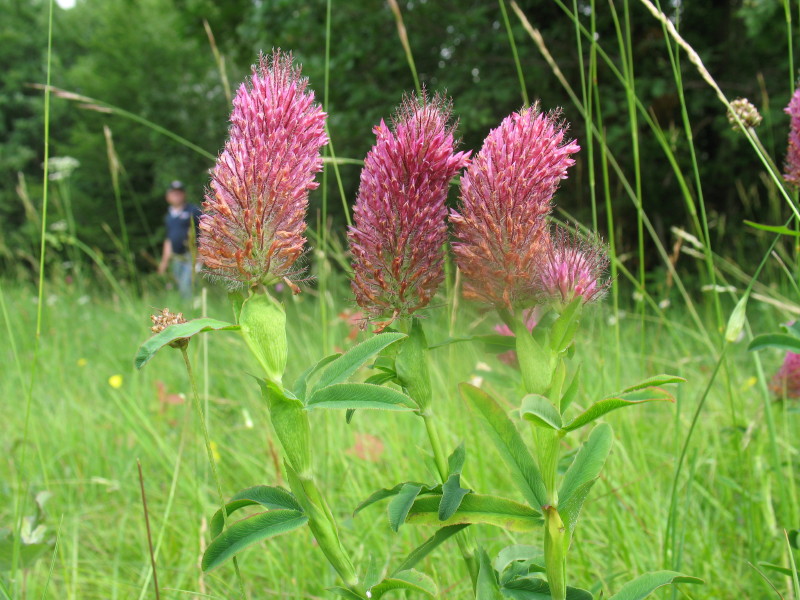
[165,204,201,255]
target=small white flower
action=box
[469,375,483,388]
[658,298,671,309]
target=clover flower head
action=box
[537,226,609,305]
[450,104,580,310]
[784,87,800,188]
[198,49,328,289]
[348,92,470,325]
[771,351,800,399]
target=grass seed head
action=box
[727,97,762,131]
[150,308,189,349]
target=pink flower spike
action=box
[348,92,470,322]
[450,104,580,310]
[771,351,800,398]
[199,50,328,289]
[784,87,800,188]
[538,226,609,306]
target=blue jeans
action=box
[171,254,193,299]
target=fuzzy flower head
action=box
[784,87,800,188]
[348,92,470,324]
[450,104,580,310]
[771,351,800,399]
[537,226,609,306]
[727,98,762,131]
[198,50,328,289]
[150,308,189,348]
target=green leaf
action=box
[447,442,466,475]
[310,332,406,394]
[758,561,794,576]
[354,482,440,516]
[135,318,238,369]
[306,382,417,411]
[439,474,471,521]
[210,485,302,537]
[558,423,613,532]
[502,576,594,600]
[388,483,424,532]
[428,334,516,351]
[396,318,433,410]
[790,529,800,549]
[327,587,366,600]
[461,384,547,508]
[744,220,800,237]
[607,571,702,600]
[621,374,685,393]
[550,297,583,354]
[515,323,556,395]
[560,364,582,413]
[393,524,469,573]
[201,510,308,572]
[364,372,398,386]
[477,547,504,600]
[520,395,563,430]
[494,545,545,585]
[406,494,542,532]
[563,388,674,432]
[293,353,340,401]
[229,291,245,323]
[370,569,437,598]
[240,292,287,383]
[748,333,800,353]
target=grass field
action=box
[2,270,797,598]
[5,1,800,597]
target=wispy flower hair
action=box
[199,50,328,289]
[348,92,470,324]
[784,86,800,188]
[450,104,580,309]
[537,226,609,305]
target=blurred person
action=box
[157,180,201,299]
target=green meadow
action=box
[3,1,800,598]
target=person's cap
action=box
[168,180,185,191]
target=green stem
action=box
[513,313,566,599]
[287,468,364,595]
[421,412,479,585]
[422,413,449,478]
[544,507,567,600]
[180,347,247,599]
